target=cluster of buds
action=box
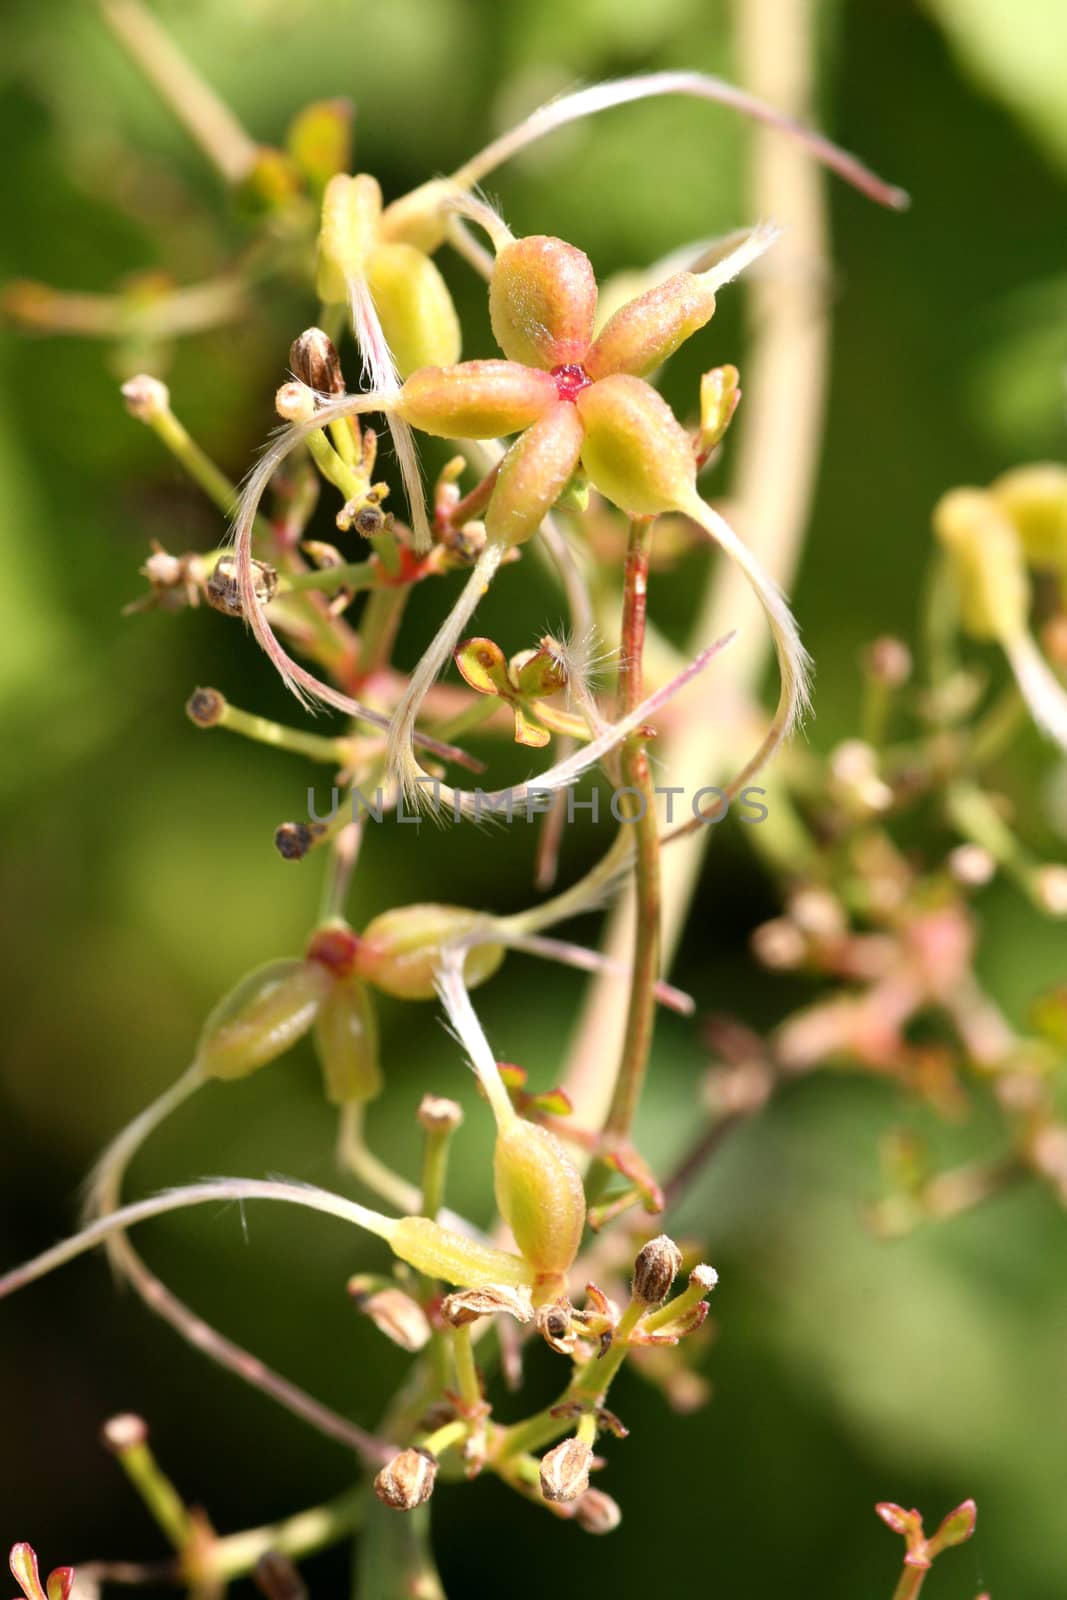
[8,1547,74,1600]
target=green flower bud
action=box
[398,360,555,440]
[357,905,504,1000]
[493,1119,586,1297]
[313,976,382,1105]
[286,98,353,197]
[933,488,1030,642]
[577,374,697,515]
[367,243,461,378]
[991,463,1067,571]
[195,960,329,1081]
[485,401,585,547]
[316,173,382,304]
[489,236,597,371]
[585,271,717,380]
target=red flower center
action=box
[551,363,592,403]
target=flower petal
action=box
[489,236,597,369]
[485,401,585,547]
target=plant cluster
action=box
[12,3,1067,1595]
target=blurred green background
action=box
[3,1,1067,1595]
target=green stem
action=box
[284,558,379,596]
[891,1564,928,1600]
[215,700,348,764]
[209,1487,366,1581]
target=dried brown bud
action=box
[355,1288,432,1352]
[121,374,170,421]
[374,1448,437,1512]
[539,1437,591,1503]
[441,1284,533,1327]
[205,555,278,618]
[253,1552,308,1600]
[100,1413,148,1454]
[632,1234,683,1305]
[536,1299,577,1355]
[863,636,913,687]
[186,687,226,727]
[274,821,329,860]
[289,327,345,395]
[417,1094,464,1133]
[574,1488,622,1535]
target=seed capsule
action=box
[289,327,345,395]
[398,360,555,440]
[357,904,504,1000]
[576,373,696,516]
[316,173,382,304]
[631,1234,683,1305]
[493,1119,586,1294]
[539,1437,591,1503]
[489,236,597,370]
[485,402,585,547]
[367,243,461,377]
[195,960,329,1081]
[586,271,717,380]
[374,1448,437,1512]
[312,975,382,1105]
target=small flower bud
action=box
[417,1094,463,1133]
[195,960,329,1081]
[1032,864,1067,917]
[992,463,1067,570]
[121,374,170,422]
[354,1287,432,1352]
[357,905,505,1000]
[185,687,226,727]
[750,917,806,970]
[441,1284,534,1327]
[286,97,353,194]
[373,1448,437,1512]
[577,373,696,516]
[926,1499,977,1557]
[493,1119,586,1292]
[289,328,344,395]
[539,1438,591,1503]
[100,1413,148,1454]
[863,635,913,687]
[933,488,1030,643]
[253,1552,308,1600]
[274,381,317,423]
[631,1234,683,1305]
[316,173,383,304]
[947,843,996,888]
[574,1488,622,1535]
[489,235,597,371]
[205,555,278,618]
[398,360,556,441]
[697,364,742,454]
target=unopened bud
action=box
[100,1413,149,1454]
[787,887,847,940]
[275,381,317,423]
[933,488,1029,643]
[927,1499,977,1557]
[992,463,1067,570]
[864,635,913,687]
[289,328,345,395]
[373,1448,437,1512]
[185,687,226,727]
[367,243,461,379]
[441,1284,533,1327]
[317,173,382,305]
[574,1488,622,1535]
[195,960,329,1081]
[205,555,278,618]
[121,374,170,422]
[539,1437,591,1503]
[947,843,995,888]
[1032,865,1067,917]
[354,1287,432,1352]
[829,739,893,816]
[750,917,806,970]
[632,1234,683,1305]
[418,1094,463,1132]
[253,1552,307,1600]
